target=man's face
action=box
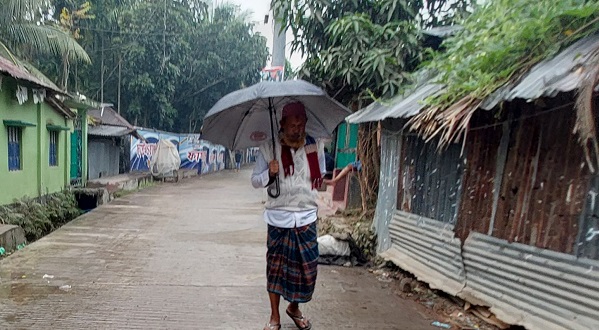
[281,115,307,143]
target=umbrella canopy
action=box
[201,80,351,150]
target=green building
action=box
[0,58,75,205]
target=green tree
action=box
[273,0,472,104]
[35,1,268,132]
[0,0,90,68]
[172,4,268,132]
[271,0,473,210]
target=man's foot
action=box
[264,313,281,330]
[286,307,312,330]
[263,323,280,330]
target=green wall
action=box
[41,102,72,196]
[0,77,71,205]
[335,122,359,169]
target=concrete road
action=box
[0,169,436,329]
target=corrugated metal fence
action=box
[383,211,466,295]
[462,232,599,330]
[373,131,402,252]
[377,112,599,329]
[397,135,463,224]
[577,175,599,260]
[88,139,120,180]
[382,209,599,330]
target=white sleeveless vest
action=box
[259,140,319,211]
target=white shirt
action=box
[251,143,326,228]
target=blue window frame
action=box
[7,126,21,171]
[49,130,58,166]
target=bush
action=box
[0,190,81,242]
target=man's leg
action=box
[284,222,316,329]
[268,292,281,325]
[266,225,282,328]
[286,302,310,328]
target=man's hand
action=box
[268,160,279,176]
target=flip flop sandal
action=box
[264,323,281,330]
[286,309,312,330]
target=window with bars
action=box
[49,131,58,166]
[7,126,22,171]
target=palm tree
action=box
[0,0,90,73]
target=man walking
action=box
[235,150,242,172]
[251,101,325,330]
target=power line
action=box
[75,25,183,37]
[84,44,137,54]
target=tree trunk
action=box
[117,55,122,114]
[357,122,381,212]
[61,52,70,90]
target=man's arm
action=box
[251,150,278,188]
[251,151,270,188]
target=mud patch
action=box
[0,283,64,305]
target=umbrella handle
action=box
[267,97,281,199]
[267,175,281,198]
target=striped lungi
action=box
[266,222,319,303]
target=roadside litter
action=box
[317,233,368,266]
[431,321,452,329]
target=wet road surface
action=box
[0,169,436,329]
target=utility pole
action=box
[117,55,122,114]
[100,36,104,104]
[271,5,286,70]
[162,0,167,70]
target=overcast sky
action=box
[223,0,305,69]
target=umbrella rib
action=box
[232,101,258,150]
[306,103,331,138]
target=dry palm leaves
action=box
[408,95,482,149]
[574,45,599,173]
[406,0,599,151]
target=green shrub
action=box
[0,190,81,242]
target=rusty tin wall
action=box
[493,106,590,253]
[454,103,593,255]
[455,123,504,241]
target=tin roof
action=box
[349,34,599,124]
[87,107,142,139]
[481,35,599,110]
[88,107,134,129]
[88,125,134,137]
[0,55,62,93]
[46,96,76,118]
[347,83,444,124]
